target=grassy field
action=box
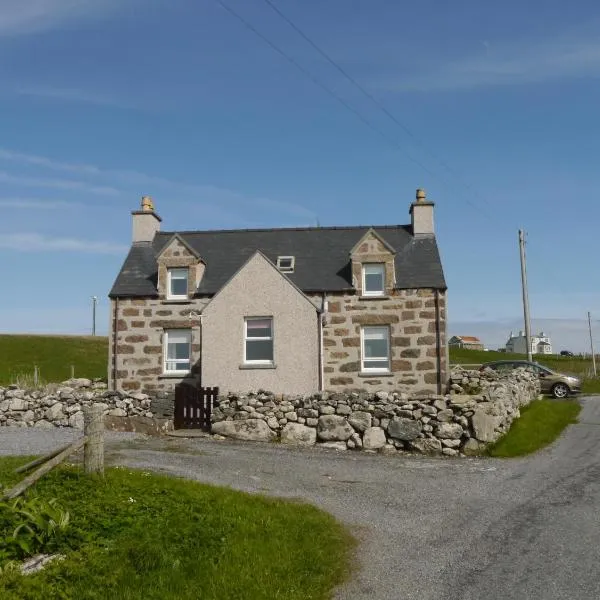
[486,399,582,457]
[449,347,600,394]
[0,335,108,386]
[0,459,352,599]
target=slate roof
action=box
[109,225,446,298]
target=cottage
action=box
[108,189,447,397]
[448,336,484,350]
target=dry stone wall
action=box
[0,379,156,429]
[211,367,540,455]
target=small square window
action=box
[167,268,188,299]
[362,263,385,296]
[277,256,295,273]
[163,329,192,373]
[245,317,273,363]
[361,326,390,372]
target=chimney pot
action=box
[416,188,426,202]
[141,195,155,212]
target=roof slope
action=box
[109,225,446,298]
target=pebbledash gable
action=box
[108,190,447,397]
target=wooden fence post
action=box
[84,405,104,476]
[70,365,75,379]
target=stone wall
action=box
[319,289,447,394]
[109,297,208,394]
[210,367,540,455]
[0,378,156,429]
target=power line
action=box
[215,0,494,219]
[259,0,498,215]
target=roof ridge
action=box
[157,224,409,235]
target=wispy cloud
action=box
[0,0,125,37]
[379,25,600,92]
[14,85,132,109]
[0,198,76,209]
[0,233,127,254]
[0,171,121,196]
[0,148,317,223]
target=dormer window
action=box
[277,256,295,273]
[167,268,189,299]
[362,263,385,296]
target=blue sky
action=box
[0,0,599,351]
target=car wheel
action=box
[552,383,570,399]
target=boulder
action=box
[108,408,127,417]
[472,411,500,442]
[34,420,54,429]
[463,438,484,455]
[434,422,463,439]
[44,402,64,421]
[316,441,347,451]
[362,427,387,450]
[68,412,84,429]
[317,415,354,441]
[348,411,372,432]
[436,409,454,422]
[211,419,276,442]
[409,438,442,454]
[387,417,421,441]
[9,398,27,411]
[281,423,317,446]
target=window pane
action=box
[364,327,388,341]
[364,338,388,358]
[246,340,273,361]
[166,330,190,344]
[167,342,190,360]
[363,359,390,370]
[246,318,272,338]
[364,264,384,293]
[170,276,188,296]
[165,360,190,371]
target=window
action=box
[361,326,390,372]
[163,329,191,373]
[362,263,385,296]
[167,268,189,299]
[277,256,295,273]
[245,317,273,363]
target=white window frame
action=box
[277,256,295,273]
[167,267,189,300]
[244,317,274,364]
[361,326,391,372]
[362,263,385,296]
[163,329,192,374]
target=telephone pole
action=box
[92,296,97,336]
[519,230,533,361]
[588,312,597,376]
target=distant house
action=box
[448,336,484,350]
[505,331,553,355]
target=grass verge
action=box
[0,335,108,385]
[486,399,581,458]
[0,459,352,600]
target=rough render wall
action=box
[201,254,319,395]
[110,297,208,394]
[316,289,447,394]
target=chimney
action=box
[409,188,435,235]
[132,195,161,242]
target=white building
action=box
[506,331,553,355]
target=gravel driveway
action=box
[2,397,599,599]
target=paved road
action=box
[2,397,600,599]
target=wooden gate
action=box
[174,385,219,431]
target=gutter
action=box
[112,298,119,391]
[318,294,326,392]
[434,289,443,395]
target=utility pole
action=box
[92,296,97,336]
[588,311,597,376]
[519,230,533,361]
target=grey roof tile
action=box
[109,225,446,297]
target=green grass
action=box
[486,399,581,457]
[0,335,108,385]
[450,347,600,395]
[0,458,352,600]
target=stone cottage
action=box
[108,189,447,396]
